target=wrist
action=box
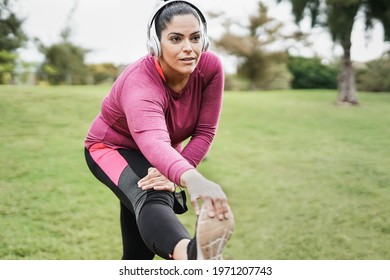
[179,168,200,187]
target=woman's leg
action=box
[85,147,154,259]
[119,202,156,260]
[85,146,191,259]
[135,189,191,259]
[117,148,191,259]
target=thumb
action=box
[191,198,200,216]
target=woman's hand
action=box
[138,167,175,192]
[180,169,231,220]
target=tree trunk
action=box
[337,43,358,105]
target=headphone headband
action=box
[146,0,209,57]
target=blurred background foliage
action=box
[1,0,389,94]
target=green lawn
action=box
[1,85,389,260]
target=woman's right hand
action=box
[180,169,231,220]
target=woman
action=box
[84,0,234,260]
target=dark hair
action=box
[155,1,200,40]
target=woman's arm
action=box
[119,72,194,186]
[180,168,229,220]
[128,54,229,220]
[180,53,224,167]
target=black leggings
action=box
[84,147,191,259]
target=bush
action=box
[356,57,390,92]
[88,63,119,85]
[225,62,292,91]
[224,74,251,91]
[288,56,338,89]
[0,50,17,84]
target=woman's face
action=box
[159,14,203,77]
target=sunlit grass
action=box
[1,86,389,259]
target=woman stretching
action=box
[84,0,234,260]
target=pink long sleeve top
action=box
[85,51,224,185]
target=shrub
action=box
[288,56,338,89]
[356,57,390,92]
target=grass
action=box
[0,85,389,260]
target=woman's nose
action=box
[182,39,192,52]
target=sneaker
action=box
[190,204,234,260]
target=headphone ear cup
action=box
[202,35,209,52]
[147,22,161,57]
[148,35,160,57]
[146,38,154,56]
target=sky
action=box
[13,0,389,71]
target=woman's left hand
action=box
[137,167,175,192]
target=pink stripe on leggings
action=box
[89,144,128,186]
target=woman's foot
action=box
[187,204,234,259]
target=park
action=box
[1,0,390,261]
[1,85,389,259]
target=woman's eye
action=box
[170,37,181,42]
[191,35,201,42]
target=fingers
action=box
[192,196,230,221]
[191,197,200,216]
[225,204,233,220]
[139,180,175,191]
[138,168,157,184]
[212,198,228,220]
[207,186,229,220]
[153,184,175,192]
[187,182,230,219]
[137,168,174,192]
[203,198,215,218]
[138,177,164,190]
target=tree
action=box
[36,3,90,85]
[0,0,27,83]
[277,0,390,104]
[213,2,303,90]
[37,41,90,85]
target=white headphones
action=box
[146,0,209,57]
